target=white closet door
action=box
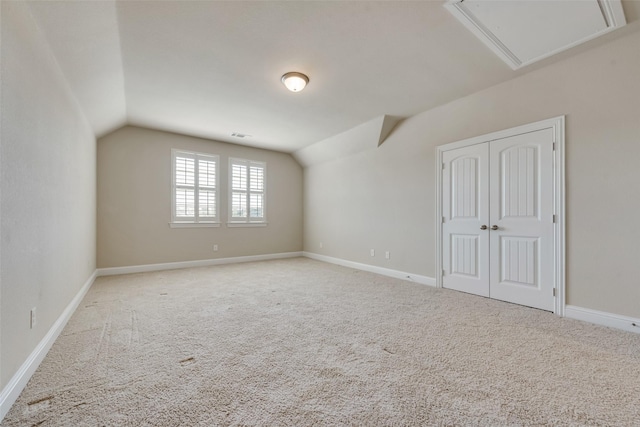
[442,143,490,297]
[489,128,555,311]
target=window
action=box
[171,149,219,226]
[229,158,266,226]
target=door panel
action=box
[500,236,538,287]
[451,234,479,277]
[452,157,479,219]
[442,144,490,297]
[489,128,554,311]
[501,146,538,219]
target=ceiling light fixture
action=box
[281,72,309,92]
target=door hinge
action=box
[442,216,445,223]
[553,288,556,297]
[552,142,556,151]
[442,269,445,277]
[552,214,556,223]
[442,162,445,170]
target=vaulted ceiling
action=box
[26,1,640,153]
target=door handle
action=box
[480,225,487,230]
[491,225,499,230]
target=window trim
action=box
[169,222,221,228]
[171,149,220,226]
[227,157,267,226]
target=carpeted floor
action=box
[3,257,640,426]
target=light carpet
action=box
[3,258,640,426]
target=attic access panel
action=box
[444,0,626,70]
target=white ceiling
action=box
[26,1,640,153]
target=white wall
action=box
[97,126,303,268]
[304,27,640,318]
[1,1,96,389]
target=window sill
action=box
[227,222,268,228]
[169,222,221,228]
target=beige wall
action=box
[1,2,97,389]
[304,27,640,318]
[97,126,303,268]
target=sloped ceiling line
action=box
[26,0,127,138]
[293,115,402,168]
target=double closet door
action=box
[442,127,555,311]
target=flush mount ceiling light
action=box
[281,72,309,92]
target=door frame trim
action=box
[435,116,566,316]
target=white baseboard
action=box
[0,270,97,421]
[303,252,436,286]
[565,305,640,334]
[96,252,304,276]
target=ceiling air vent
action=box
[444,0,626,70]
[231,132,251,138]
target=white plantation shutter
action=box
[229,158,266,223]
[198,159,216,218]
[198,189,216,217]
[172,150,219,223]
[249,165,264,218]
[232,163,247,190]
[249,193,263,218]
[174,156,195,217]
[249,166,264,191]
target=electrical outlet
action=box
[385,251,391,260]
[213,244,218,252]
[370,249,375,257]
[30,307,37,329]
[319,242,323,249]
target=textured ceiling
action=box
[26,1,640,153]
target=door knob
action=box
[480,225,487,230]
[491,225,499,230]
